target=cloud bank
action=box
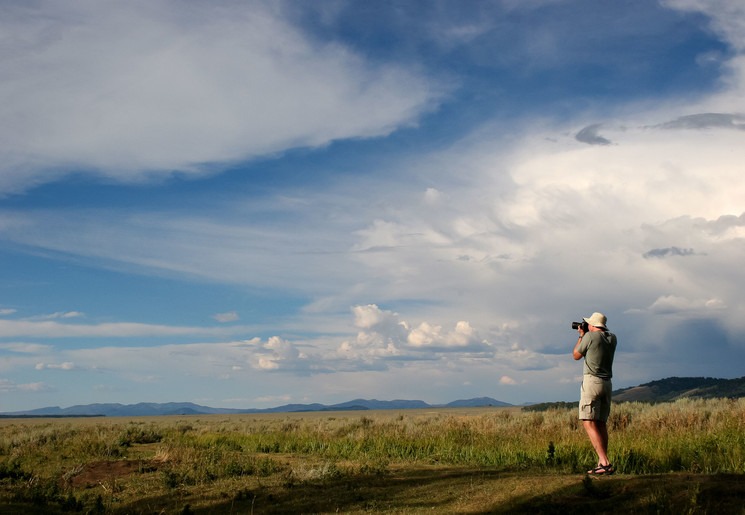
[0,0,443,194]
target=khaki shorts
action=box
[579,375,612,422]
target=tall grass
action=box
[609,398,745,473]
[183,398,743,475]
[2,399,743,475]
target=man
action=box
[573,312,617,475]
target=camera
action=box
[571,321,589,332]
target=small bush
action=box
[0,459,30,480]
[118,425,163,447]
[161,468,196,489]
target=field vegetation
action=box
[1,398,744,513]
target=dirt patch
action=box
[64,459,163,488]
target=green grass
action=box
[1,399,744,513]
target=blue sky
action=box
[2,0,745,412]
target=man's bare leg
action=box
[582,420,609,467]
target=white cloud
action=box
[0,209,362,294]
[663,0,745,50]
[29,336,314,380]
[257,358,280,371]
[0,379,54,393]
[352,304,401,330]
[496,344,557,372]
[25,311,84,321]
[35,361,76,371]
[423,188,444,205]
[499,376,517,385]
[0,0,443,194]
[407,322,443,347]
[343,305,492,360]
[213,311,240,323]
[0,342,53,354]
[0,309,17,316]
[408,320,481,349]
[0,308,503,384]
[60,341,259,378]
[0,318,252,338]
[256,336,306,371]
[647,295,726,315]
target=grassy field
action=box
[1,398,744,513]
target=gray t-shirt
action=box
[577,331,617,379]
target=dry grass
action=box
[1,400,744,513]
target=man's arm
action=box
[573,333,584,360]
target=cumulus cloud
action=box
[0,307,502,383]
[0,307,526,408]
[257,358,280,371]
[343,305,491,360]
[0,0,444,194]
[408,321,484,350]
[352,304,405,331]
[340,305,408,361]
[256,336,305,371]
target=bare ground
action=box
[63,458,163,489]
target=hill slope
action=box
[612,376,745,402]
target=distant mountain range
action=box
[5,377,743,418]
[0,397,511,418]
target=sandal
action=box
[587,464,614,475]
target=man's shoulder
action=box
[587,331,616,344]
[600,331,617,346]
[587,331,606,340]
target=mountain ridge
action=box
[0,397,511,418]
[5,376,742,418]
